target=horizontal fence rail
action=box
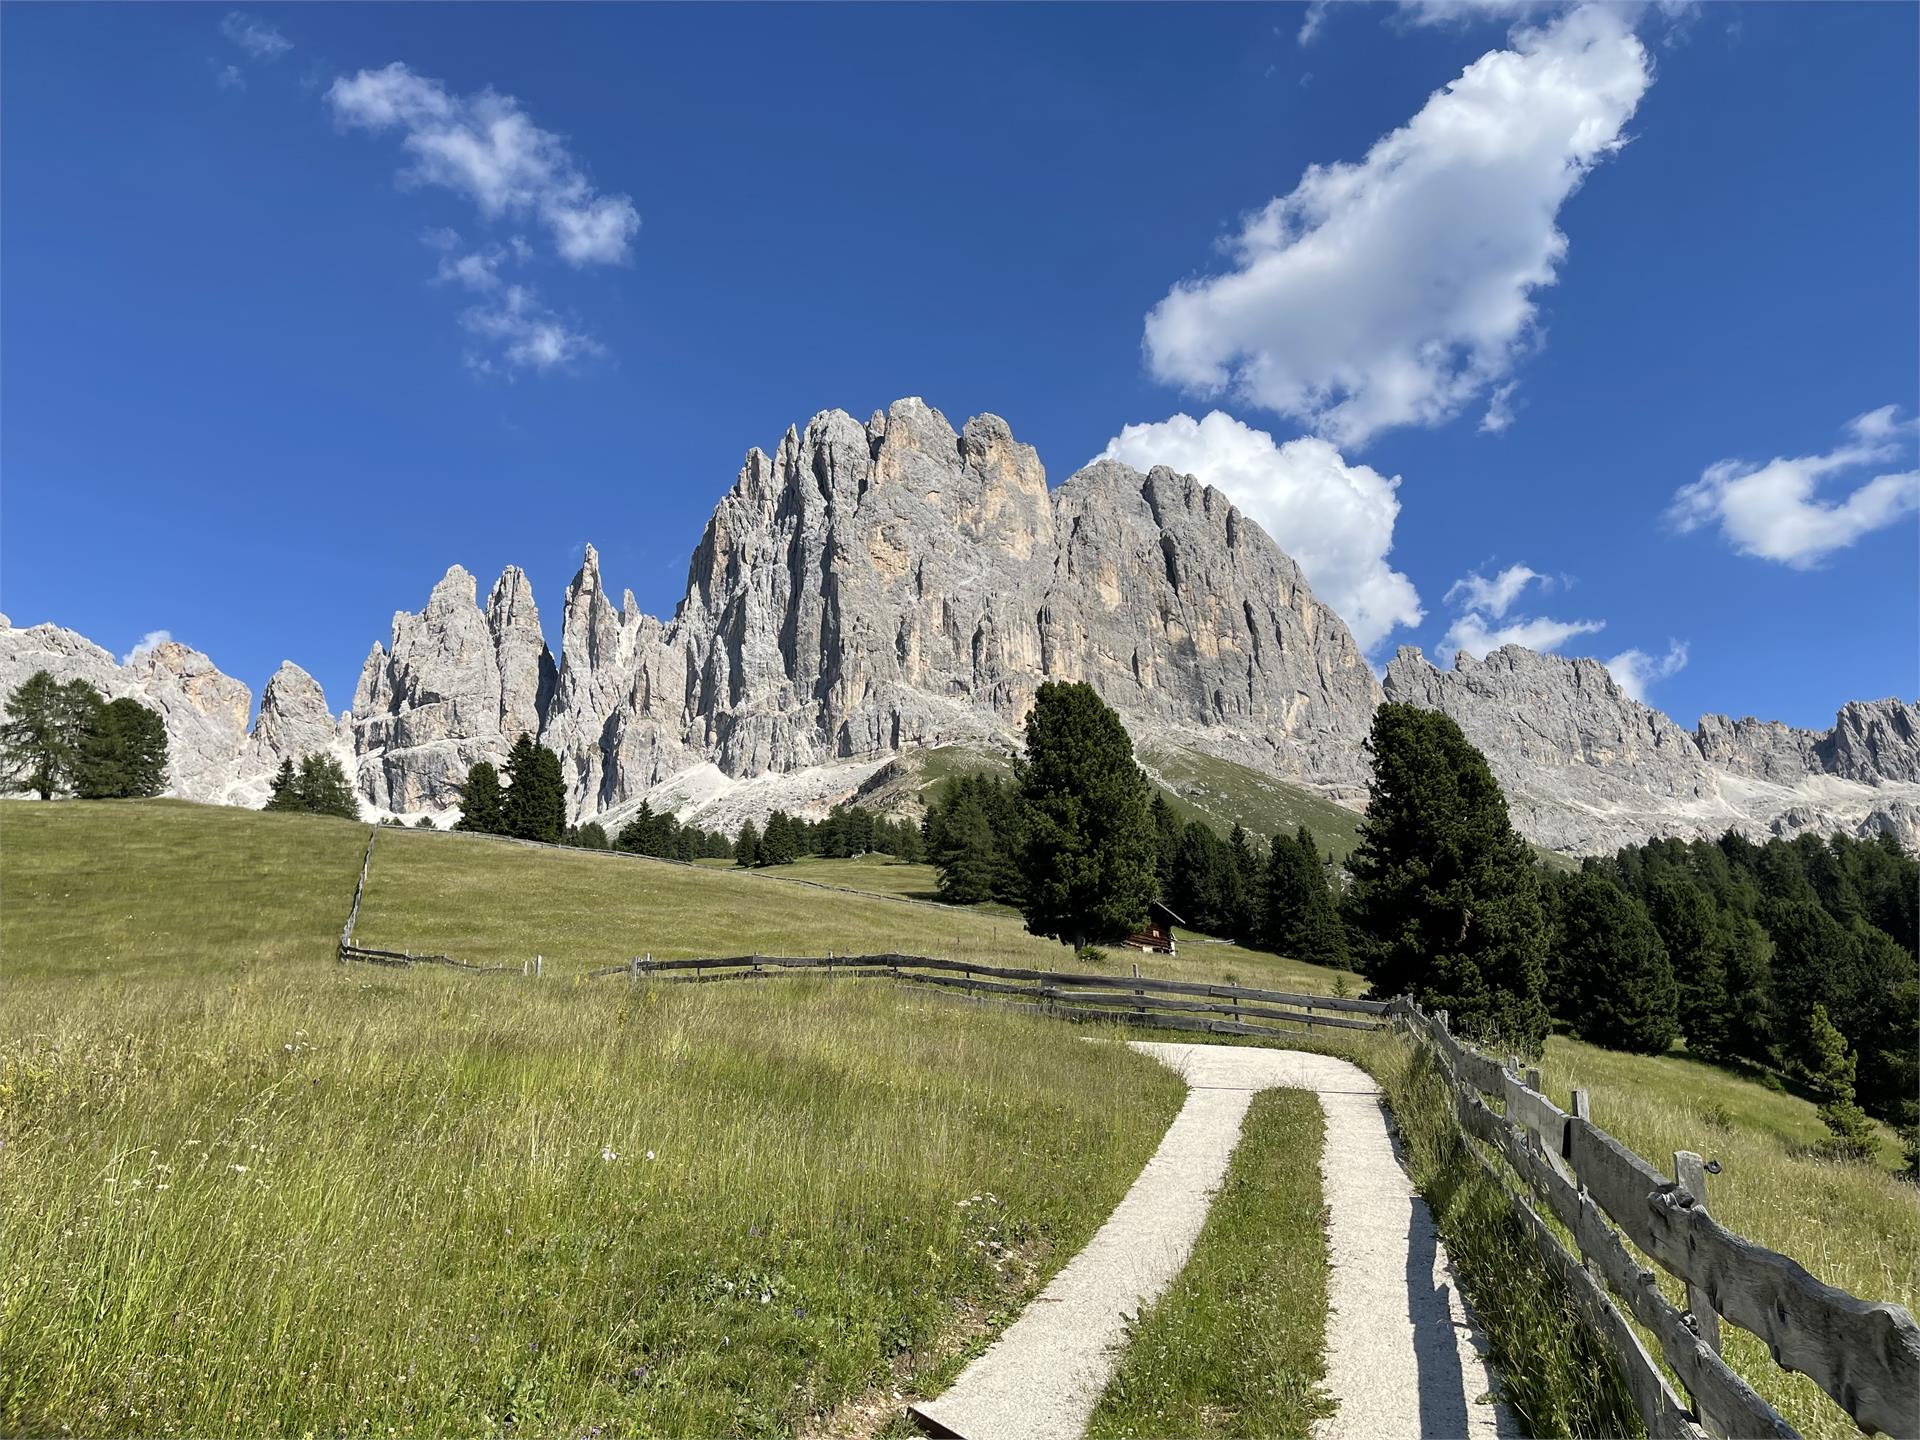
[1392,998,1920,1440]
[339,940,1389,1038]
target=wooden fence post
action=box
[1568,1088,1589,1166]
[535,954,543,979]
[1436,1008,1450,1034]
[1674,1149,1725,1436]
[629,955,639,983]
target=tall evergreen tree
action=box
[1642,873,1731,1058]
[1266,826,1350,968]
[1149,792,1182,897]
[264,757,298,811]
[759,810,798,866]
[1347,703,1550,1055]
[0,671,102,799]
[1015,681,1157,948]
[1805,1004,1879,1162]
[1553,870,1680,1055]
[1226,824,1260,944]
[734,819,760,868]
[1172,821,1239,936]
[294,753,360,820]
[500,734,564,843]
[453,761,506,834]
[73,696,168,799]
[929,786,1002,904]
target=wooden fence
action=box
[1391,998,1920,1440]
[338,937,1391,1039]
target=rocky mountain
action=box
[2,398,1913,855]
[0,613,347,806]
[1381,646,1920,852]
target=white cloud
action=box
[1440,560,1602,661]
[1444,562,1541,619]
[1146,4,1649,449]
[436,247,507,292]
[1443,610,1604,661]
[1098,411,1423,653]
[1604,640,1688,702]
[216,63,245,92]
[327,62,639,266]
[220,12,291,62]
[1667,407,1920,568]
[461,285,601,374]
[121,630,174,666]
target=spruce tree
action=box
[735,819,760,867]
[1554,870,1680,1055]
[1226,824,1260,943]
[1347,703,1550,1055]
[454,761,505,834]
[1642,873,1731,1058]
[571,821,610,849]
[264,757,298,811]
[0,671,101,799]
[294,753,360,820]
[1806,1004,1879,1162]
[501,734,564,843]
[1015,681,1157,948]
[759,811,798,865]
[1266,826,1349,968]
[930,786,1001,903]
[74,696,168,799]
[1149,791,1182,897]
[1173,821,1238,936]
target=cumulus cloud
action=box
[1098,411,1423,653]
[1147,4,1649,449]
[461,285,601,375]
[1440,562,1602,661]
[327,62,639,266]
[121,630,174,666]
[1667,407,1920,568]
[220,11,291,62]
[1604,640,1688,702]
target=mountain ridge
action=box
[3,397,1915,855]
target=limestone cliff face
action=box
[1382,645,1920,852]
[349,564,559,812]
[525,399,1380,820]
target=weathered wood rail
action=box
[339,941,1390,1038]
[1392,998,1920,1440]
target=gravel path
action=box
[910,1041,1511,1440]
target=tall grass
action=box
[0,803,1186,1436]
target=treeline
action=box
[920,774,1347,967]
[1,671,168,800]
[734,805,922,868]
[1566,829,1917,1149]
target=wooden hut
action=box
[1122,900,1181,956]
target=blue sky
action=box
[4,1,1915,730]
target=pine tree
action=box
[1173,821,1238,936]
[930,786,1001,903]
[1643,873,1731,1058]
[1150,792,1182,897]
[1554,870,1680,1055]
[1806,1004,1879,1162]
[454,761,505,834]
[264,757,299,811]
[571,821,610,849]
[1266,826,1350,968]
[1226,824,1260,943]
[500,734,564,843]
[74,696,168,799]
[0,671,102,799]
[1015,681,1157,948]
[735,820,760,868]
[1347,703,1550,1055]
[760,811,798,866]
[294,753,360,820]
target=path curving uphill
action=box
[910,1042,1512,1440]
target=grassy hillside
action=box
[0,801,1187,1436]
[356,832,1360,996]
[1138,744,1363,860]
